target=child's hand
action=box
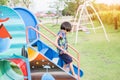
[63,50,67,54]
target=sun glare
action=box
[95,0,120,5]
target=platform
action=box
[31,71,75,80]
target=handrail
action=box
[26,26,80,80]
[38,23,80,80]
[38,23,81,55]
[26,26,78,62]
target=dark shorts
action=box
[59,53,72,64]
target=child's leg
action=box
[63,64,70,72]
[69,62,75,75]
[69,62,77,78]
[63,64,67,70]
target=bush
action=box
[92,11,120,27]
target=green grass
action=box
[40,22,120,80]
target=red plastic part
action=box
[9,59,28,80]
[0,24,12,39]
[0,18,9,22]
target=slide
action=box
[14,7,39,43]
[14,7,40,61]
[15,7,83,79]
[29,39,84,78]
[0,60,24,80]
[0,5,26,55]
[0,6,31,80]
[0,55,31,80]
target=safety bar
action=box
[38,23,81,56]
[38,23,80,80]
[26,26,80,80]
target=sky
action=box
[31,0,120,13]
[31,0,56,13]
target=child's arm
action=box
[55,35,67,54]
[55,35,59,45]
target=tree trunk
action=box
[114,16,118,30]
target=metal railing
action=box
[26,25,80,80]
[38,23,81,79]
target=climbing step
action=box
[30,39,84,78]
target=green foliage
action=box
[62,0,80,16]
[62,2,77,15]
[0,0,8,5]
[93,3,120,11]
[12,0,20,6]
[89,3,120,28]
[92,11,120,27]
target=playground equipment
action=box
[14,7,40,61]
[41,65,55,80]
[0,5,31,80]
[26,25,83,79]
[14,7,39,43]
[0,55,31,80]
[0,17,9,22]
[27,47,39,61]
[0,5,26,55]
[73,0,110,43]
[0,38,11,52]
[0,5,84,80]
[38,24,84,78]
[0,18,11,52]
[14,7,83,79]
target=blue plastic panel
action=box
[14,7,39,42]
[31,39,84,77]
[0,5,26,55]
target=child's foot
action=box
[63,67,70,72]
[73,74,78,79]
[63,64,70,72]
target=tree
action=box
[0,0,8,5]
[22,0,31,8]
[62,0,80,16]
[7,0,31,8]
[49,0,67,24]
[7,0,20,7]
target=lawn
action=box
[40,21,120,80]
